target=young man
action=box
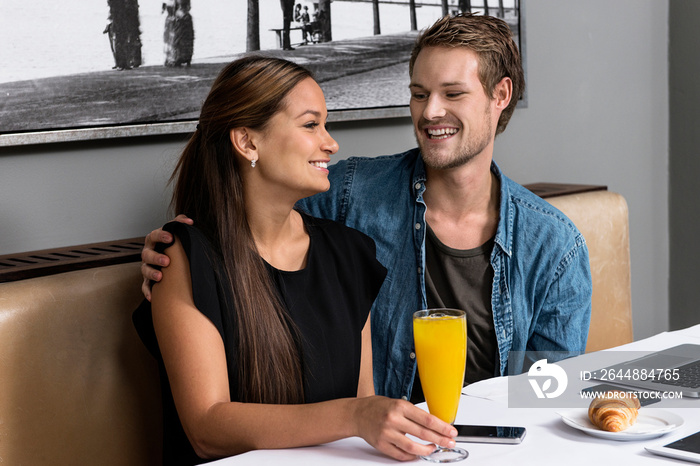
[141,14,592,401]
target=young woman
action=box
[132,56,457,465]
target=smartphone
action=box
[454,425,526,444]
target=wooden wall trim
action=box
[0,237,144,283]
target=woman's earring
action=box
[251,158,257,168]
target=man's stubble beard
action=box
[416,105,493,171]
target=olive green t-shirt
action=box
[411,224,498,403]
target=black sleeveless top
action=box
[133,212,386,465]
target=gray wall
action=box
[0,0,683,340]
[669,0,700,331]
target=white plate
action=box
[557,409,684,441]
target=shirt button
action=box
[410,352,416,359]
[414,182,422,190]
[415,223,421,230]
[402,396,408,400]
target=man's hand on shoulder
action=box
[141,214,193,301]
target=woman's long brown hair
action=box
[170,56,312,404]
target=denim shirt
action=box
[297,148,592,400]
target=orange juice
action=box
[413,310,467,423]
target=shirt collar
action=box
[410,149,513,257]
[491,161,513,257]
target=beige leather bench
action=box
[0,186,632,464]
[546,190,633,352]
[0,262,162,465]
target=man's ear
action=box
[230,128,258,162]
[493,77,513,111]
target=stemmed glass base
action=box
[420,446,469,463]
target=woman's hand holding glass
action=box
[352,395,458,461]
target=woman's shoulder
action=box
[161,221,224,294]
[160,222,227,336]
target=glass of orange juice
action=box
[413,308,468,462]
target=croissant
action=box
[588,391,641,432]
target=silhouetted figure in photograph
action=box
[300,5,311,44]
[163,0,194,67]
[280,0,295,50]
[106,0,142,70]
[314,5,329,43]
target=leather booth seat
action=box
[0,262,162,465]
[546,190,633,352]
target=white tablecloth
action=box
[207,324,700,465]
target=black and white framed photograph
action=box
[0,0,522,146]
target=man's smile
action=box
[426,127,459,140]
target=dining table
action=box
[205,323,700,465]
